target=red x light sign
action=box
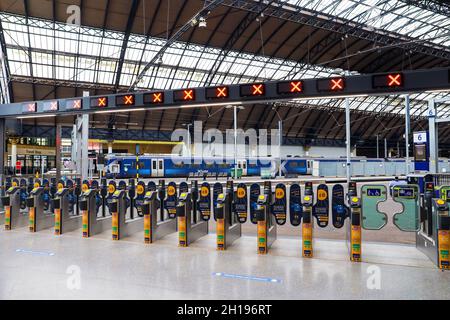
[277,80,303,95]
[173,89,196,102]
[143,92,164,104]
[66,99,82,110]
[240,83,265,97]
[22,102,37,113]
[317,77,345,92]
[205,86,229,100]
[43,100,59,112]
[90,97,108,108]
[116,94,135,106]
[373,73,403,88]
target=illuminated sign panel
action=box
[42,100,59,112]
[174,89,195,102]
[277,81,303,95]
[240,83,265,97]
[373,73,403,88]
[205,86,229,100]
[90,97,108,108]
[66,99,82,110]
[115,94,135,106]
[22,102,37,113]
[317,77,345,92]
[144,92,164,104]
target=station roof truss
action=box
[0,0,450,145]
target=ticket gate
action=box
[53,187,82,235]
[416,186,450,270]
[1,186,28,230]
[176,184,209,247]
[215,181,241,250]
[27,185,54,232]
[392,184,420,232]
[256,181,277,254]
[80,189,111,238]
[142,191,177,243]
[302,182,314,257]
[111,189,143,240]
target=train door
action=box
[151,159,165,177]
[306,160,313,175]
[237,159,247,176]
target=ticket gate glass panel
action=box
[361,185,388,230]
[393,185,420,232]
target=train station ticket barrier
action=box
[142,191,177,243]
[177,188,208,247]
[392,185,420,232]
[417,184,450,270]
[1,185,28,230]
[53,186,82,235]
[27,185,54,232]
[81,189,111,238]
[256,182,277,255]
[111,190,144,240]
[215,181,241,250]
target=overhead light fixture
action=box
[156,55,163,65]
[17,114,56,120]
[199,17,207,28]
[190,18,198,27]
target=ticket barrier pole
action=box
[1,186,27,230]
[349,197,362,262]
[142,191,177,243]
[215,181,241,250]
[177,190,208,247]
[53,187,82,235]
[81,189,111,238]
[111,190,143,240]
[302,195,313,258]
[256,182,277,255]
[27,186,54,232]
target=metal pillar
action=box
[376,135,379,158]
[0,118,5,184]
[278,120,282,178]
[73,91,90,180]
[55,121,62,182]
[345,98,351,183]
[404,95,411,174]
[384,138,388,158]
[428,99,438,174]
[234,105,238,179]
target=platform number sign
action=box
[413,132,427,143]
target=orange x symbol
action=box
[98,97,107,107]
[153,93,163,103]
[73,100,81,109]
[50,101,58,110]
[124,95,134,105]
[216,87,228,98]
[252,84,264,95]
[28,103,36,112]
[331,78,343,90]
[184,90,194,100]
[290,81,302,93]
[388,74,401,87]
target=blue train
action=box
[104,154,313,178]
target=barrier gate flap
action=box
[313,184,329,228]
[289,184,302,226]
[393,185,420,232]
[332,184,348,229]
[250,183,260,224]
[273,184,287,225]
[235,183,248,223]
[198,182,211,221]
[361,185,388,230]
[213,183,223,221]
[165,182,177,219]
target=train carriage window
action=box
[290,162,298,167]
[152,161,156,170]
[243,162,247,169]
[307,161,311,169]
[159,161,163,170]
